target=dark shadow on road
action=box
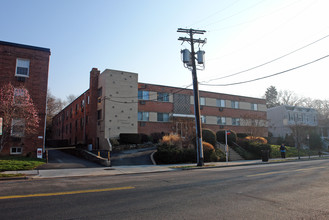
[38,150,103,169]
[93,147,156,166]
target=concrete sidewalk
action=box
[3,155,328,180]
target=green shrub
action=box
[110,138,120,146]
[202,129,217,146]
[154,142,224,164]
[237,139,271,159]
[216,130,237,145]
[269,145,316,158]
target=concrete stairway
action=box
[218,143,244,161]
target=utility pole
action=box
[178,28,206,166]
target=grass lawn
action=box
[0,156,45,172]
[270,145,317,158]
[0,173,25,178]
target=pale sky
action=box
[2,0,329,101]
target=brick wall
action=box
[0,41,50,156]
[137,83,268,137]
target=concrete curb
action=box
[150,151,157,165]
[1,156,328,181]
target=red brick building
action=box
[0,41,50,156]
[52,68,267,150]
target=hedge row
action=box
[154,144,225,164]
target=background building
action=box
[267,105,318,138]
[52,68,268,150]
[0,41,50,156]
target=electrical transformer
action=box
[197,50,205,64]
[181,49,191,64]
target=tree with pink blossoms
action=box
[0,83,40,153]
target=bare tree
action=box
[277,90,305,106]
[0,83,40,152]
[64,94,77,107]
[46,90,64,139]
[241,113,268,137]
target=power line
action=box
[188,0,241,28]
[207,0,301,32]
[200,54,329,87]
[203,0,266,28]
[201,33,329,83]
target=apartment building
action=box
[0,41,50,156]
[52,68,267,150]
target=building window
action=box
[97,110,102,120]
[76,103,79,114]
[16,58,30,77]
[232,118,240,126]
[251,103,258,111]
[231,101,239,109]
[201,115,206,123]
[138,90,149,100]
[157,113,169,122]
[157,92,169,102]
[80,118,83,130]
[10,147,22,155]
[87,96,90,104]
[216,99,225,107]
[138,112,149,121]
[11,118,25,137]
[86,115,88,125]
[14,88,27,104]
[217,117,226,125]
[75,120,78,131]
[70,123,72,134]
[200,97,205,106]
[81,100,85,112]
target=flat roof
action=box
[0,40,50,53]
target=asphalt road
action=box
[1,159,329,219]
[37,150,102,169]
[110,147,155,166]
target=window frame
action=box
[10,147,23,155]
[138,90,149,100]
[201,115,206,123]
[11,118,25,137]
[251,103,258,111]
[157,113,169,122]
[13,88,27,105]
[217,116,226,125]
[232,118,240,126]
[200,97,206,106]
[157,92,169,102]
[15,58,30,78]
[231,101,239,109]
[138,112,149,121]
[216,99,225,107]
